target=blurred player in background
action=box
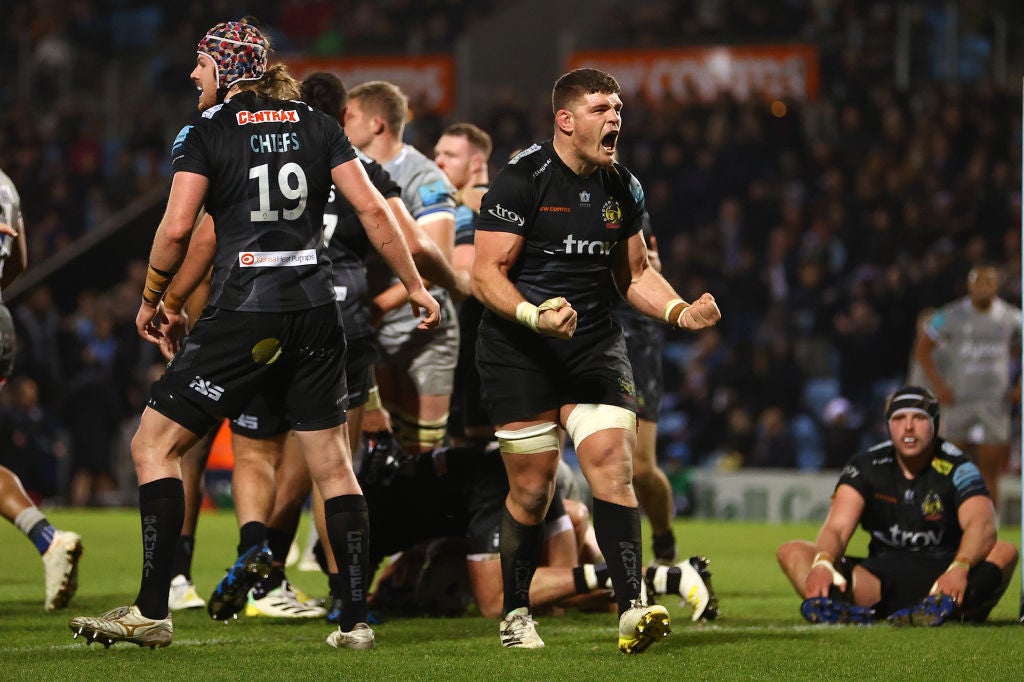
[914,265,1022,506]
[0,166,83,611]
[344,80,460,453]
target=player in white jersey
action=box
[0,167,84,612]
[344,81,460,453]
[914,265,1022,505]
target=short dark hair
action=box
[301,72,347,120]
[441,122,493,159]
[552,68,620,115]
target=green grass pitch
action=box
[1,509,1020,680]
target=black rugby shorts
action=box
[621,319,664,422]
[227,334,376,438]
[475,321,637,426]
[151,304,347,435]
[854,553,950,616]
[449,298,490,438]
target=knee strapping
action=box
[564,404,636,448]
[495,422,559,455]
[396,411,449,449]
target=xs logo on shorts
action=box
[189,376,225,401]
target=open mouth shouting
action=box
[601,129,619,154]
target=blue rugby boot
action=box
[801,596,875,624]
[887,594,957,627]
[207,543,273,621]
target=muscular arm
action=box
[135,171,207,341]
[372,202,469,315]
[163,210,214,314]
[472,229,574,339]
[471,229,528,320]
[331,159,439,327]
[931,495,998,602]
[154,211,214,359]
[806,484,864,597]
[611,230,720,330]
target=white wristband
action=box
[675,305,692,328]
[662,298,686,323]
[515,298,565,333]
[515,301,541,331]
[811,555,847,589]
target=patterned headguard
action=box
[885,385,940,433]
[197,20,268,91]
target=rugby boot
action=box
[618,601,671,654]
[69,605,172,649]
[207,543,273,620]
[499,607,545,649]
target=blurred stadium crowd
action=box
[0,0,1020,506]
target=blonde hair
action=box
[238,63,301,101]
[347,81,409,135]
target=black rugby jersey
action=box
[323,153,401,340]
[475,141,645,335]
[837,438,990,561]
[172,90,356,312]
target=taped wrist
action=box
[811,552,847,588]
[515,297,564,332]
[143,264,176,306]
[662,298,687,324]
[364,384,382,412]
[946,556,971,573]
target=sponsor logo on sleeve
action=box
[953,462,985,491]
[418,179,453,207]
[931,458,953,476]
[487,203,525,227]
[172,125,193,160]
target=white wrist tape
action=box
[662,298,686,323]
[515,297,565,332]
[811,554,847,589]
[515,301,540,331]
[675,306,692,328]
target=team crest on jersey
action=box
[602,199,622,229]
[921,491,943,520]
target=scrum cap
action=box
[885,385,940,430]
[197,20,268,91]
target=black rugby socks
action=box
[134,478,185,620]
[323,494,370,630]
[500,506,544,616]
[592,497,643,614]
